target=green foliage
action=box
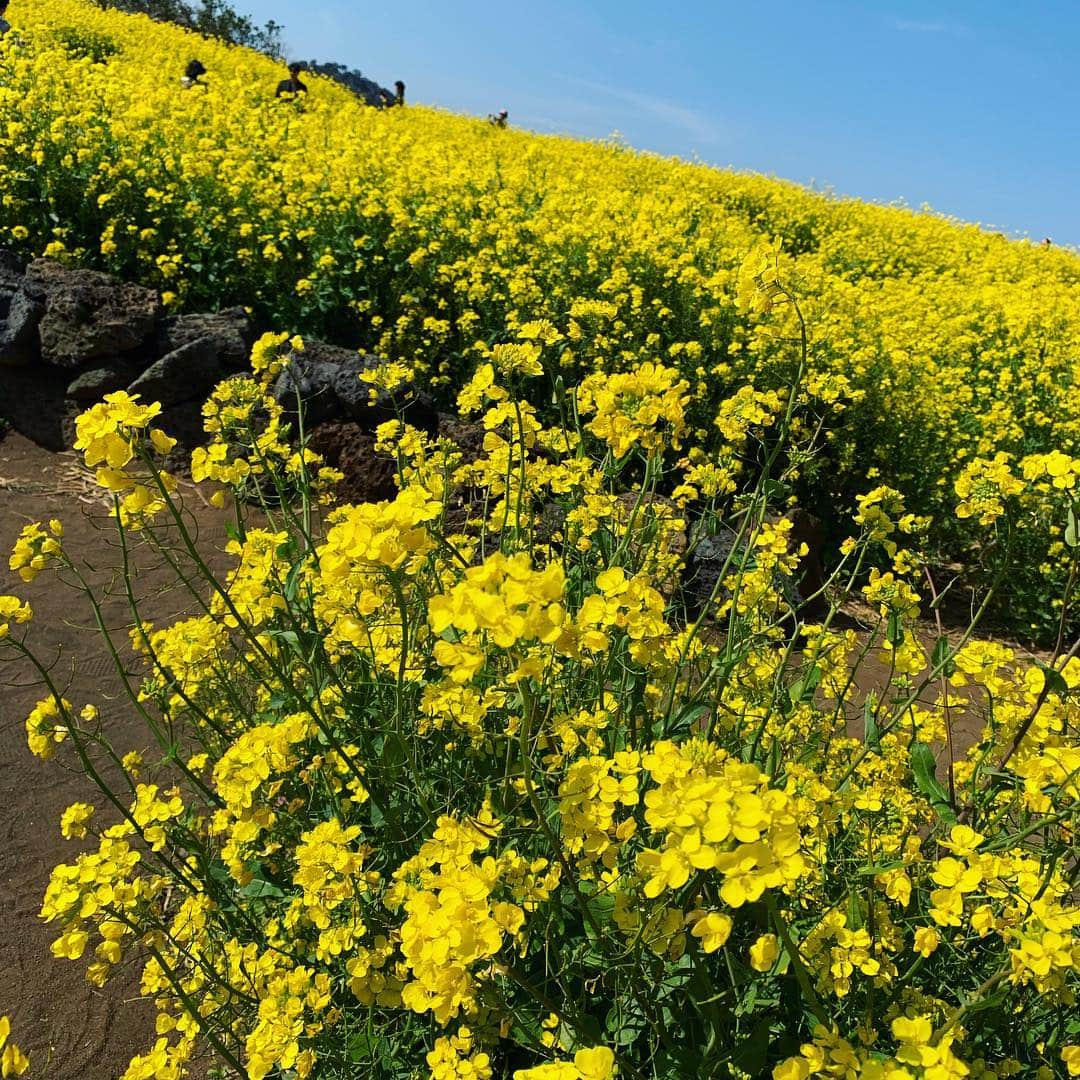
[46,25,122,62]
[90,0,283,56]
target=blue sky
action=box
[241,1,1074,246]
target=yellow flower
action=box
[1062,1046,1080,1076]
[773,1060,810,1080]
[0,1017,29,1078]
[749,933,779,972]
[9,522,62,583]
[954,453,1024,525]
[0,595,32,640]
[60,802,95,840]
[689,911,733,953]
[913,927,940,957]
[573,1047,616,1080]
[578,362,689,459]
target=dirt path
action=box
[0,432,229,1079]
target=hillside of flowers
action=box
[3,0,1080,636]
[0,3,1079,1078]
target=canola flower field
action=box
[0,4,1078,1080]
[4,1,1080,634]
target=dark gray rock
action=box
[158,307,254,371]
[128,337,220,406]
[272,339,348,427]
[683,531,740,619]
[437,411,486,463]
[306,421,399,505]
[330,361,377,418]
[0,287,45,367]
[273,338,437,433]
[787,508,827,620]
[25,259,161,368]
[0,250,41,367]
[0,362,72,450]
[156,399,209,453]
[0,250,27,287]
[66,363,141,403]
[681,511,828,622]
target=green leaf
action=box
[347,1031,375,1063]
[1066,506,1079,549]
[565,1013,603,1046]
[283,563,303,604]
[856,859,906,876]
[381,732,407,770]
[931,635,955,677]
[240,878,284,900]
[732,1017,773,1075]
[887,611,904,646]
[863,696,881,752]
[585,889,615,931]
[659,954,695,994]
[762,478,789,502]
[965,985,1011,1014]
[911,742,957,824]
[847,888,864,931]
[671,702,710,737]
[789,664,822,707]
[606,1001,648,1048]
[1037,661,1069,698]
[655,1047,701,1076]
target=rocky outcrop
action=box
[0,289,45,368]
[305,421,399,505]
[128,338,221,406]
[0,251,437,501]
[273,339,438,433]
[682,531,740,619]
[25,260,161,367]
[436,412,486,464]
[0,252,46,367]
[681,509,826,622]
[65,363,142,403]
[157,307,254,371]
[0,252,254,452]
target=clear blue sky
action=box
[241,1,1075,246]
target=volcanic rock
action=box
[66,363,142,403]
[158,307,254,371]
[128,338,221,406]
[436,412,486,464]
[683,530,740,618]
[273,339,437,432]
[25,259,161,368]
[0,287,45,367]
[306,420,399,505]
[0,362,73,451]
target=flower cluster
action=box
[0,1018,29,1078]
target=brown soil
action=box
[0,432,227,1079]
